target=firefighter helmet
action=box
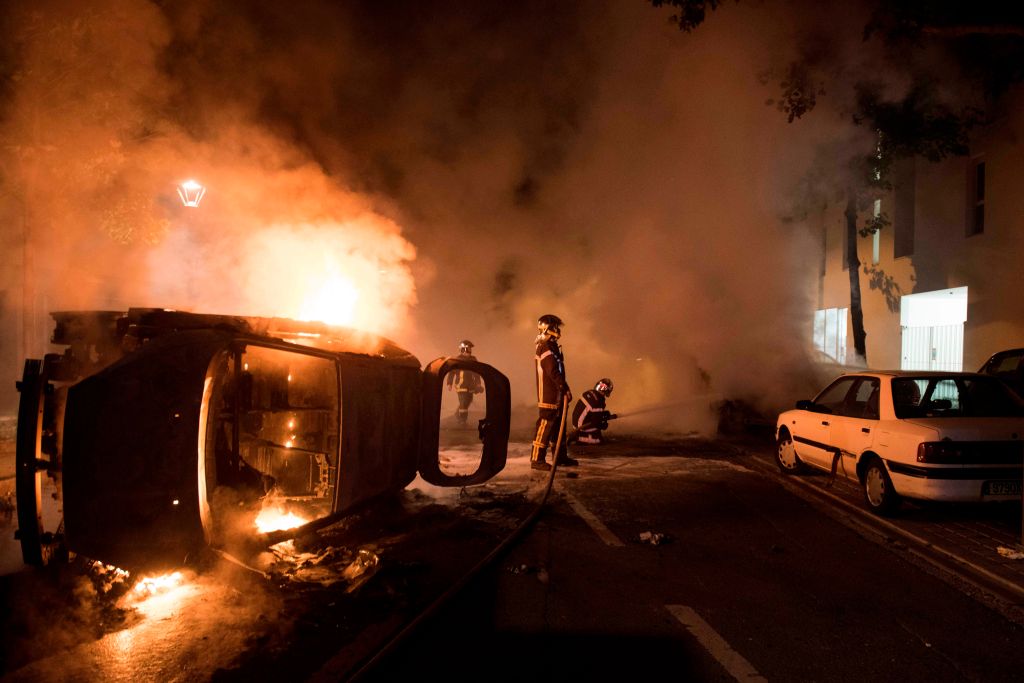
[537,314,563,339]
[459,339,474,354]
[595,378,613,396]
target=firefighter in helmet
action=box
[571,378,616,444]
[531,314,577,470]
[445,339,484,425]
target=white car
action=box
[775,371,1024,515]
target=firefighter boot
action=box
[552,438,578,467]
[531,414,556,471]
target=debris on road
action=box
[996,546,1024,560]
[342,548,381,593]
[638,531,668,546]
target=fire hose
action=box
[343,394,571,681]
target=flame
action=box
[233,222,415,335]
[298,272,360,327]
[147,219,416,335]
[255,507,307,533]
[133,571,185,597]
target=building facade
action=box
[815,91,1024,374]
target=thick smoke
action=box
[1,0,877,430]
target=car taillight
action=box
[917,441,1024,464]
[917,442,966,464]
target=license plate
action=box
[983,480,1023,496]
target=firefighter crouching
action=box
[531,314,578,471]
[445,339,484,425]
[571,378,616,444]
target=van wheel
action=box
[863,458,901,515]
[775,433,805,475]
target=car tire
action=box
[775,432,805,475]
[862,458,901,515]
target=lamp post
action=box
[177,179,206,208]
[176,180,205,306]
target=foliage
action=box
[760,62,826,123]
[859,210,890,238]
[651,0,1024,175]
[650,0,734,32]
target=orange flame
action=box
[233,223,416,335]
[255,507,307,533]
[133,571,185,597]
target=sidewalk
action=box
[727,434,1024,618]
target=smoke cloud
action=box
[1,0,891,430]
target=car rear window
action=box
[892,376,1024,419]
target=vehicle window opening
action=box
[208,345,340,537]
[438,367,488,476]
[846,378,880,419]
[892,376,1024,419]
[813,377,858,414]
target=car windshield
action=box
[891,376,1024,419]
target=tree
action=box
[651,0,1024,364]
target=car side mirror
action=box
[795,399,814,411]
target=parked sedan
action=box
[978,348,1024,397]
[775,371,1024,515]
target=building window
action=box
[967,158,985,236]
[814,307,848,364]
[893,159,915,258]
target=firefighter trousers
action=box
[532,406,567,463]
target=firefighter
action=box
[571,378,616,444]
[445,339,484,425]
[531,314,578,470]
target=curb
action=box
[728,443,1024,624]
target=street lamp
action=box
[177,180,206,208]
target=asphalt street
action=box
[2,431,1024,681]
[363,433,1024,682]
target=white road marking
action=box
[666,605,768,682]
[559,489,625,547]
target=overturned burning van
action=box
[15,309,510,571]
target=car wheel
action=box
[775,433,805,474]
[862,458,901,515]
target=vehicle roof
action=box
[835,370,989,379]
[984,348,1024,357]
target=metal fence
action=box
[900,324,964,371]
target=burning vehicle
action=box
[15,309,510,571]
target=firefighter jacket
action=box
[535,336,569,409]
[572,389,608,429]
[445,354,484,393]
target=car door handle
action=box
[821,421,830,426]
[861,427,870,433]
